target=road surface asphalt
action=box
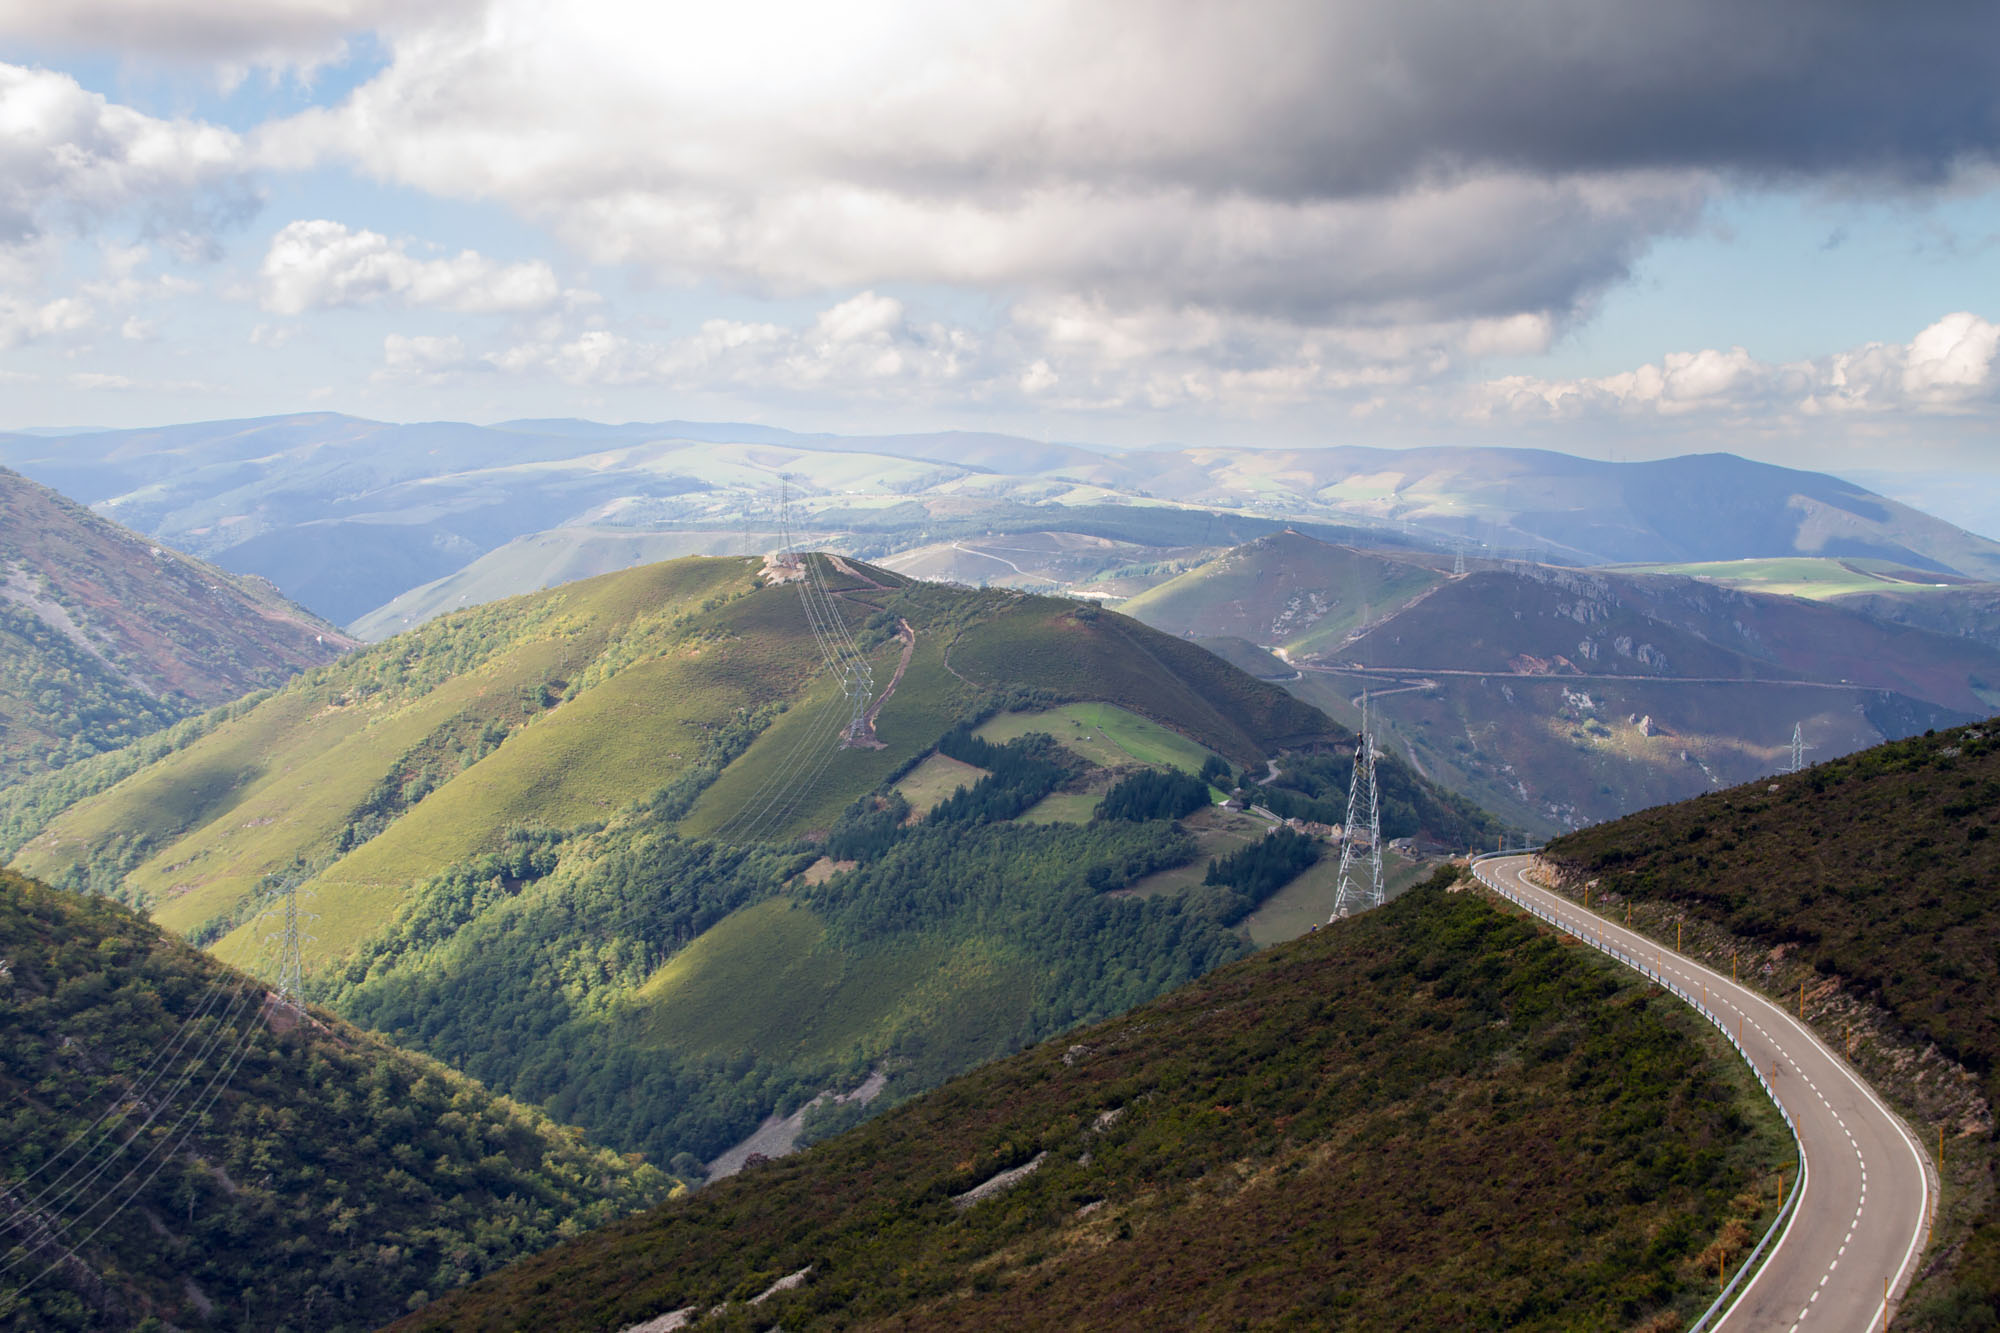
[1473,855,1934,1332]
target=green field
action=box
[1610,556,1968,600]
[890,751,989,815]
[974,700,1222,773]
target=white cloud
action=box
[489,290,978,394]
[1470,313,2000,422]
[258,218,565,314]
[0,0,478,71]
[379,332,475,381]
[0,63,251,257]
[0,295,93,349]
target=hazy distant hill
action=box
[393,871,1787,1332]
[0,467,350,787]
[1123,533,2000,833]
[8,413,1998,628]
[0,867,668,1331]
[6,554,1494,1179]
[1545,720,2000,1322]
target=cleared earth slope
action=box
[0,467,350,786]
[1545,721,2000,1326]
[393,873,1791,1333]
[0,868,668,1333]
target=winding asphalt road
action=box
[1473,855,1935,1331]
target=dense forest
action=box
[0,869,668,1332]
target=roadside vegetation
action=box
[1547,720,2000,1327]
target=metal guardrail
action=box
[1470,854,1805,1333]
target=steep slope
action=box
[1118,531,1446,656]
[1125,533,2000,832]
[0,468,351,787]
[1543,722,2000,1325]
[395,873,1790,1332]
[0,868,668,1332]
[8,556,1491,1182]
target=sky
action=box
[1,0,1997,515]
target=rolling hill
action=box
[0,867,668,1332]
[8,413,1999,630]
[392,871,1790,1332]
[1541,720,2000,1327]
[1123,533,2000,833]
[0,467,351,788]
[6,554,1492,1185]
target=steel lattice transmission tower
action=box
[1452,543,1466,577]
[1782,722,1810,775]
[1329,693,1384,921]
[265,874,314,1010]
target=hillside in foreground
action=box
[0,467,350,787]
[1546,721,2000,1327]
[396,873,1788,1332]
[0,869,668,1332]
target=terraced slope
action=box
[0,467,350,786]
[1545,721,2000,1326]
[0,868,668,1332]
[394,873,1790,1333]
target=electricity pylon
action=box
[1782,722,1811,774]
[265,874,314,1010]
[1329,693,1384,921]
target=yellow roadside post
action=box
[1733,951,1737,982]
[1677,920,1683,951]
[1799,982,1805,1019]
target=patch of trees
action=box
[825,792,912,861]
[1201,828,1320,925]
[929,727,1076,825]
[1095,767,1210,822]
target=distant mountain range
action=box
[1122,532,2000,833]
[6,414,1999,629]
[0,466,350,787]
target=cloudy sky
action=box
[2,1,1997,495]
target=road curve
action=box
[1473,855,1935,1332]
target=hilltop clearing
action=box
[0,868,668,1332]
[0,468,349,788]
[1124,532,2000,833]
[1546,721,2000,1326]
[393,874,1790,1333]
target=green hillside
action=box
[394,873,1789,1332]
[0,868,668,1332]
[1545,721,2000,1326]
[0,468,350,787]
[9,555,1502,1192]
[1120,531,1445,657]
